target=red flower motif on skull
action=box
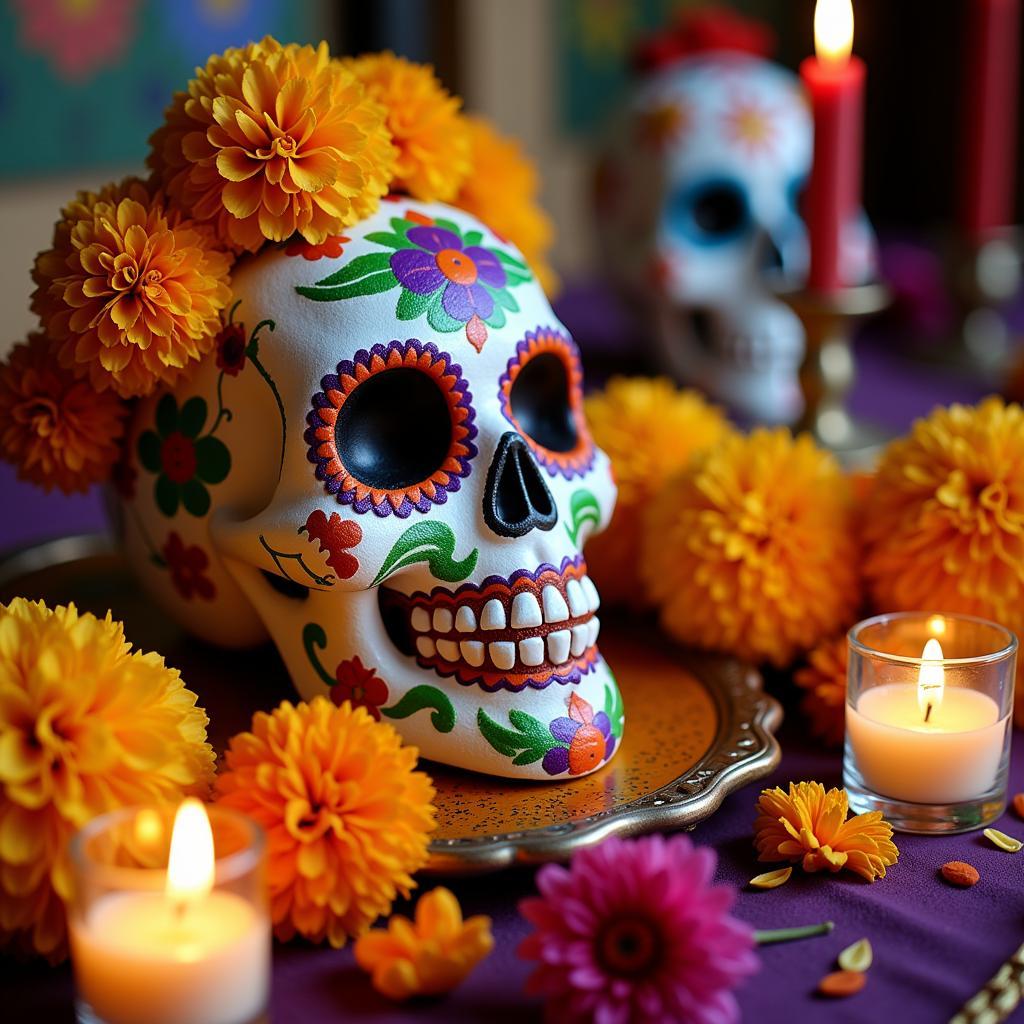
[331,657,390,719]
[215,322,248,376]
[285,235,351,261]
[161,531,216,601]
[301,510,362,579]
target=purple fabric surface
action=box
[1,284,1021,1022]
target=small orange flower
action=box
[214,697,435,947]
[754,781,898,883]
[794,635,848,747]
[0,333,126,493]
[149,38,395,252]
[32,177,232,398]
[642,429,861,667]
[345,51,471,203]
[584,378,733,607]
[454,115,558,295]
[354,887,493,1001]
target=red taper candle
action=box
[959,0,1020,242]
[801,0,865,293]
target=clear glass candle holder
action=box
[844,612,1016,834]
[69,804,270,1024]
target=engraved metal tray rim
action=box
[0,533,783,874]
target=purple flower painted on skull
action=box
[392,224,509,349]
[294,210,534,353]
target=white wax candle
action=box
[847,684,1008,804]
[70,890,270,1024]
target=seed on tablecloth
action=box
[983,828,1023,852]
[749,867,792,889]
[818,970,867,997]
[837,938,873,972]
[1013,793,1024,819]
[941,861,980,887]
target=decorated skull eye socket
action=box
[305,339,477,518]
[667,175,751,245]
[499,327,594,479]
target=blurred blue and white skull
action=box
[597,49,875,424]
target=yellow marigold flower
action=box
[354,887,493,1000]
[584,378,733,607]
[32,176,232,399]
[345,51,471,203]
[149,37,396,252]
[863,398,1024,632]
[455,115,558,295]
[754,782,898,882]
[794,635,848,747]
[642,428,860,666]
[0,332,127,493]
[214,697,436,948]
[0,598,214,960]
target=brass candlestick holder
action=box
[781,282,891,468]
[945,229,1022,377]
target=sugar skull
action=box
[597,48,875,423]
[118,200,622,780]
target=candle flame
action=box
[814,0,854,65]
[166,798,214,905]
[917,638,945,721]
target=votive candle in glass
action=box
[69,800,270,1024]
[845,612,1016,833]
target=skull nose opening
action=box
[762,236,784,273]
[483,431,558,538]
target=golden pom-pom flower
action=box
[32,176,232,399]
[149,38,396,252]
[863,397,1024,632]
[642,429,860,666]
[754,781,898,883]
[454,115,558,294]
[0,332,127,493]
[0,598,215,960]
[794,635,848,747]
[214,697,436,948]
[584,378,733,607]
[354,887,493,1000]
[345,51,472,203]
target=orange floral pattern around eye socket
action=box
[498,327,594,479]
[305,339,477,518]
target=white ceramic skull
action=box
[118,199,622,781]
[597,51,875,424]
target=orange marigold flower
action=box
[0,332,127,493]
[149,37,395,252]
[32,176,232,398]
[354,887,493,1000]
[584,377,733,607]
[863,398,1024,633]
[0,598,215,960]
[454,115,558,295]
[214,696,436,948]
[642,428,861,667]
[345,51,471,203]
[794,635,848,747]
[754,781,898,883]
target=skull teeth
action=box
[400,568,602,675]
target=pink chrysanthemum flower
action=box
[518,835,758,1024]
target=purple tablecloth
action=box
[1,287,1018,1023]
